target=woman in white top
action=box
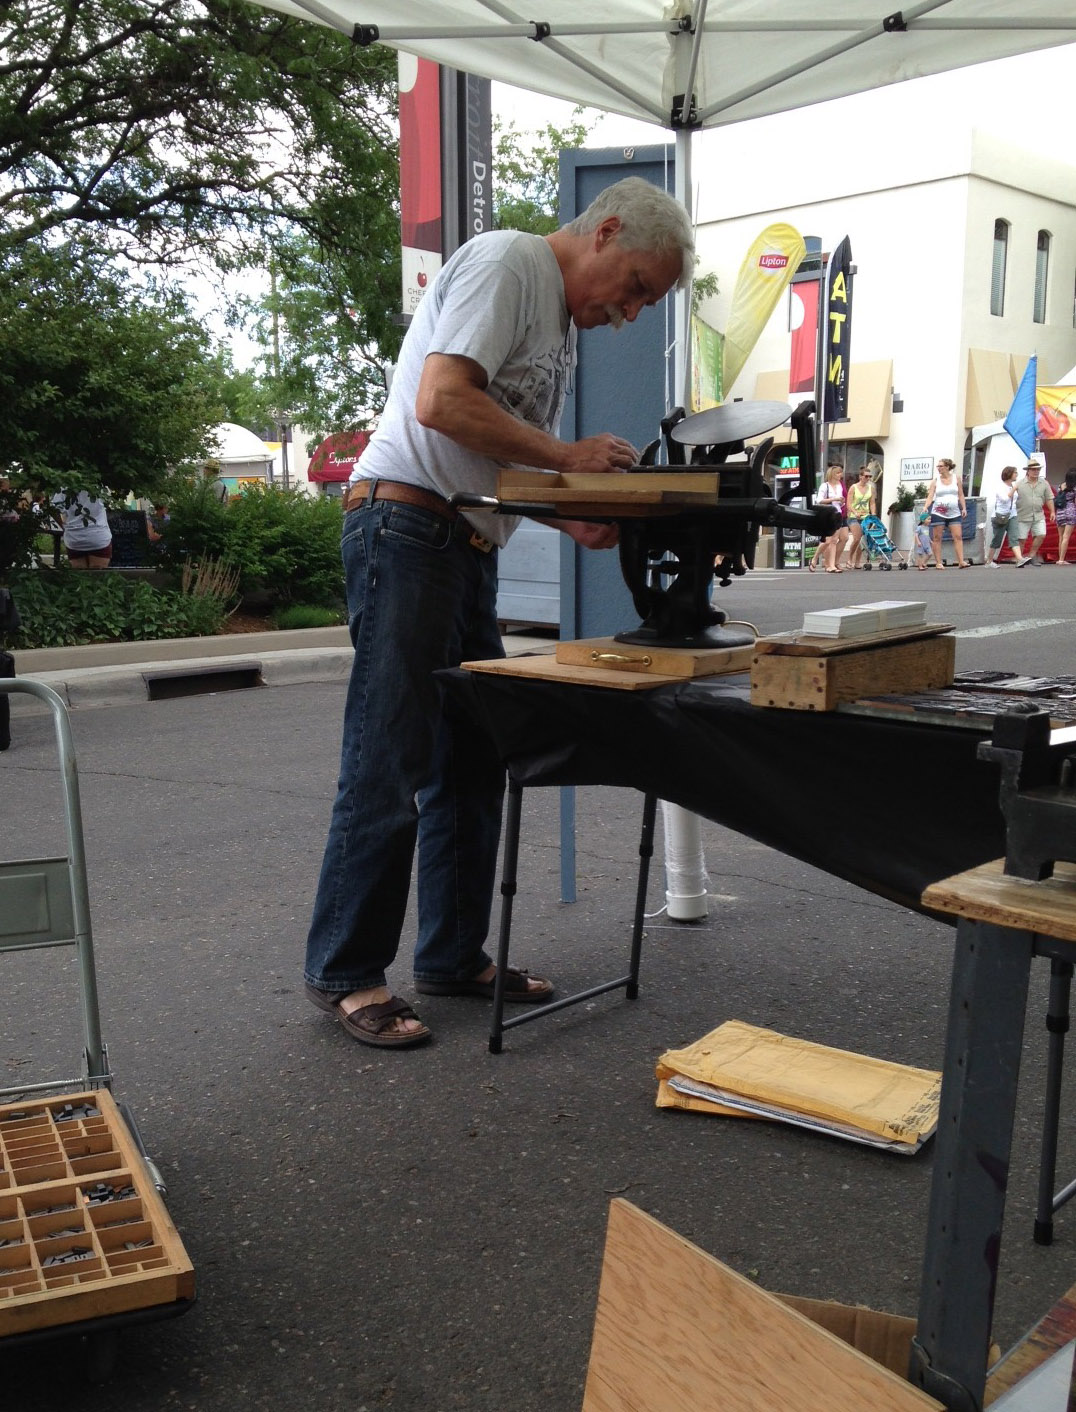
[50,491,113,569]
[807,463,849,573]
[923,457,968,569]
[984,465,1024,567]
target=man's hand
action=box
[547,518,620,550]
[561,434,638,474]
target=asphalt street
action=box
[1,561,1075,1410]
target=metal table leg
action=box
[1035,958,1073,1245]
[909,918,1035,1412]
[488,787,658,1053]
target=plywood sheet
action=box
[582,1200,941,1412]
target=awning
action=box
[751,360,892,440]
[307,430,371,483]
[965,349,1018,428]
[259,3,1076,132]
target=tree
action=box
[3,1,400,277]
[240,232,403,440]
[0,244,224,510]
[492,112,592,235]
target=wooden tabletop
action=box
[921,859,1076,940]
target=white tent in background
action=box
[206,422,274,480]
[259,3,1076,398]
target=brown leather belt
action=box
[342,478,493,553]
[342,478,456,521]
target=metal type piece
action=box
[667,399,791,446]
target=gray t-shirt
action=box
[356,231,575,546]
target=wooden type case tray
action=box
[0,1088,194,1336]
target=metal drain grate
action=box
[142,662,263,700]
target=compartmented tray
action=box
[0,1088,194,1336]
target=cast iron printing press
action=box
[450,398,841,647]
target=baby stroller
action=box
[859,514,909,570]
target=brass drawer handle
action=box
[591,651,652,667]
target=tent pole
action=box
[662,118,709,924]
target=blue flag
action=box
[1004,355,1037,456]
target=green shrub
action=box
[271,603,346,630]
[5,568,226,649]
[159,481,344,609]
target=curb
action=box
[7,631,553,715]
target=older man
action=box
[303,178,695,1048]
[1014,457,1055,565]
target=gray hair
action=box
[564,176,695,290]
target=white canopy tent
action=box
[261,2,1076,399]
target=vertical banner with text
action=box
[399,54,442,317]
[823,236,853,423]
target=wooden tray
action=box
[0,1089,194,1336]
[496,469,721,518]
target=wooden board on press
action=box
[496,468,721,518]
[555,636,755,680]
[750,625,955,712]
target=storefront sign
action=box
[900,456,933,482]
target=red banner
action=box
[788,280,818,395]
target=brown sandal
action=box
[305,983,431,1048]
[339,997,431,1048]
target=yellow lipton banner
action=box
[690,317,724,412]
[721,223,806,396]
[1036,384,1076,440]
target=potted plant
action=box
[887,484,916,551]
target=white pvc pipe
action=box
[662,801,709,920]
[660,124,709,924]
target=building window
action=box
[1034,229,1051,324]
[991,219,1008,316]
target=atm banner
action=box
[823,236,853,423]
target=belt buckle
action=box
[468,531,493,554]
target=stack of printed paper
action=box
[655,1020,941,1154]
[801,600,927,638]
[870,600,928,630]
[801,606,882,638]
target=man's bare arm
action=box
[416,353,637,475]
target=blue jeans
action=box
[303,497,505,995]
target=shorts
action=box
[929,512,961,527]
[1017,515,1045,539]
[65,541,112,562]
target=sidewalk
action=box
[8,624,554,713]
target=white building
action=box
[692,108,1076,514]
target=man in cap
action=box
[1013,458,1055,565]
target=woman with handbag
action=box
[1054,468,1076,565]
[984,465,1024,567]
[923,457,969,568]
[807,461,849,572]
